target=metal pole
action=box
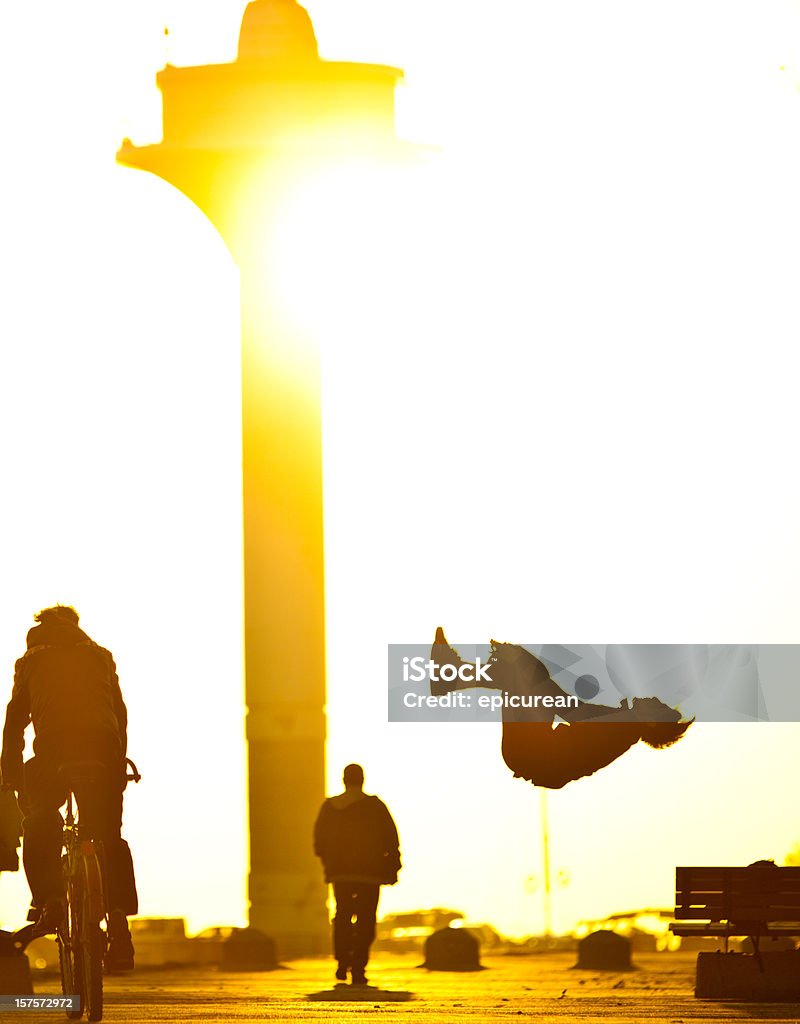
[540,790,553,936]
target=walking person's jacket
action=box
[314,794,401,885]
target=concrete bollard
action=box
[423,926,482,971]
[696,950,800,1000]
[220,928,278,971]
[575,930,632,971]
[0,933,33,996]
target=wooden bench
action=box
[670,866,800,954]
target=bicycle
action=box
[55,757,141,1023]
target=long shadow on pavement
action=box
[307,984,413,1002]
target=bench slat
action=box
[677,871,800,883]
[675,903,800,913]
[674,909,725,920]
[676,867,800,875]
[669,923,731,935]
[678,882,800,893]
[670,923,800,936]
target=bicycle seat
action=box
[57,761,107,788]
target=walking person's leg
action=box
[332,883,357,981]
[351,884,380,985]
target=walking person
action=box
[313,764,400,985]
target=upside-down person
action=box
[431,628,692,789]
[0,605,138,971]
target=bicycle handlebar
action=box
[1,761,141,793]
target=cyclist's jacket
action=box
[314,793,401,885]
[0,618,127,790]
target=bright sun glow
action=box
[270,159,419,338]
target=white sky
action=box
[1,0,800,939]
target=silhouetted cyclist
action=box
[314,764,400,986]
[0,605,138,971]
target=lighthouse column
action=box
[117,0,405,956]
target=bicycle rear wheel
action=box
[78,844,106,1022]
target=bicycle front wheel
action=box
[79,917,104,1023]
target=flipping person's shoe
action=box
[105,911,135,973]
[335,963,348,982]
[351,970,368,986]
